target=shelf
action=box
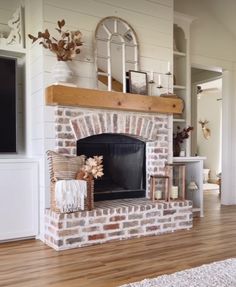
[0,46,27,57]
[173,156,206,162]
[0,157,38,163]
[45,85,184,115]
[193,207,201,212]
[174,51,186,57]
[173,85,186,90]
[173,118,186,123]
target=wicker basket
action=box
[50,179,94,213]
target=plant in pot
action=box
[173,126,193,157]
[28,19,83,85]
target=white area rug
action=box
[119,258,236,287]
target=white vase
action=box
[52,61,75,85]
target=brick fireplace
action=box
[44,86,192,250]
[54,108,171,196]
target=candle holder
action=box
[148,80,155,96]
[148,71,155,96]
[150,174,170,202]
[165,71,172,95]
[155,73,163,96]
[187,181,198,202]
[171,185,179,199]
[156,73,163,88]
[165,163,186,201]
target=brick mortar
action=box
[52,107,172,198]
[44,200,192,251]
[46,107,185,250]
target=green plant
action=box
[28,19,83,61]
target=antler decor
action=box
[199,120,211,139]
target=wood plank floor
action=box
[1,191,236,287]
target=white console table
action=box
[173,156,206,217]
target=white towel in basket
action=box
[55,179,87,212]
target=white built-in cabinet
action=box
[173,13,204,217]
[173,12,195,157]
[0,159,38,241]
[173,157,205,217]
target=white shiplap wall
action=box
[27,0,46,236]
[43,0,174,88]
[35,0,174,237]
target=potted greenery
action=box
[28,19,83,84]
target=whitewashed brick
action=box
[45,199,192,251]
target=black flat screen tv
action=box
[0,56,17,153]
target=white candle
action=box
[158,74,162,86]
[155,190,162,200]
[167,61,170,73]
[150,71,154,81]
[171,186,178,199]
[180,150,185,157]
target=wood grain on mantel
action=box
[45,85,183,114]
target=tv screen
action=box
[0,56,17,153]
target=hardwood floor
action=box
[1,191,236,287]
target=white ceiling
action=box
[201,78,222,91]
[200,0,236,39]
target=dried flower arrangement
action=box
[173,126,194,144]
[28,19,83,61]
[77,156,104,180]
[173,126,193,156]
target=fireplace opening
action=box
[77,133,146,201]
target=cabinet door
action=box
[0,161,38,240]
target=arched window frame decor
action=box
[95,16,139,93]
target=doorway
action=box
[191,67,222,195]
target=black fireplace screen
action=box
[77,133,146,201]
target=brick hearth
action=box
[45,198,192,251]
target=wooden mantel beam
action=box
[45,85,183,115]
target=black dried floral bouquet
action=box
[28,19,83,61]
[173,126,194,144]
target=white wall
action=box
[197,83,222,180]
[191,68,221,157]
[174,0,236,204]
[42,0,174,87]
[31,0,174,237]
[27,0,45,237]
[174,0,236,63]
